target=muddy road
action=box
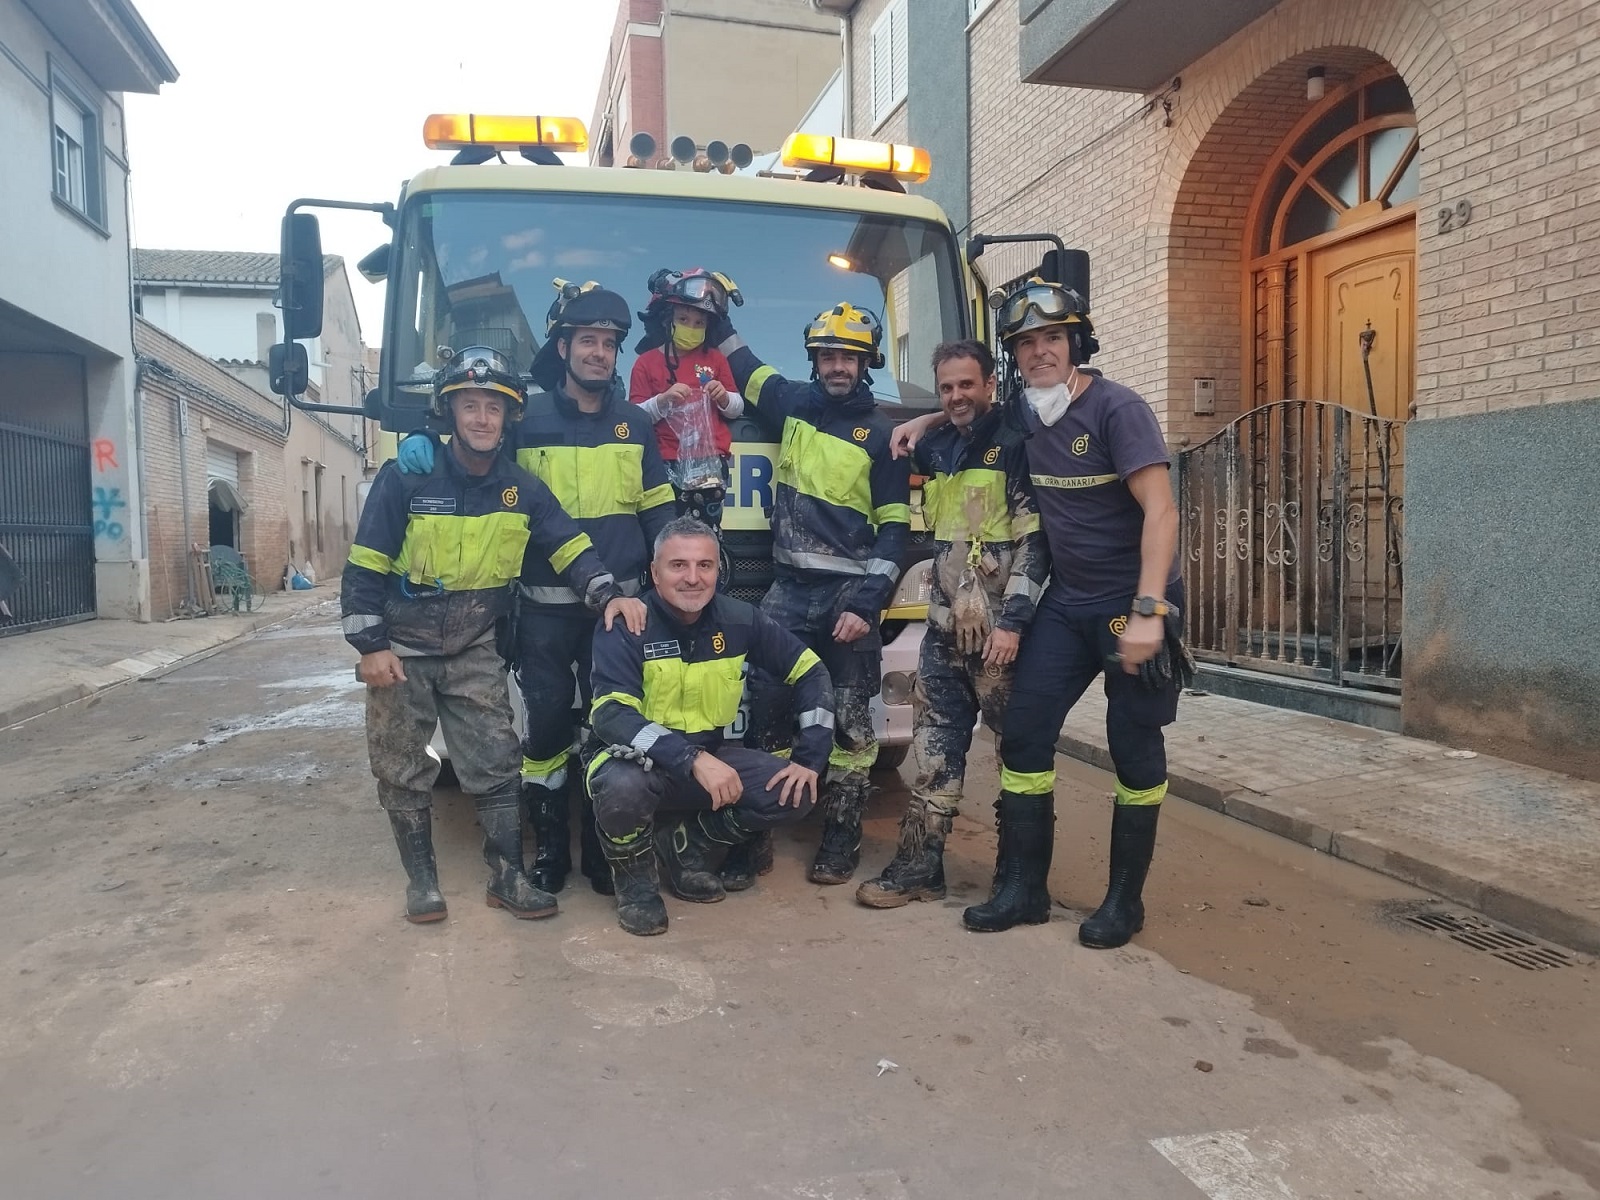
[0,602,1594,1199]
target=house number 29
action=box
[1437,198,1473,233]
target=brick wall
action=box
[871,0,1600,436]
[135,319,289,618]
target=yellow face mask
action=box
[672,320,706,352]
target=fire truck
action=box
[273,115,1074,769]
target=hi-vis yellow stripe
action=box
[746,365,780,404]
[1001,767,1055,794]
[520,443,647,519]
[785,647,821,686]
[923,467,1009,543]
[395,511,530,590]
[1031,472,1117,490]
[779,418,872,518]
[349,545,392,574]
[549,533,590,573]
[1114,779,1167,806]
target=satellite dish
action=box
[730,143,753,170]
[670,135,697,164]
[629,132,657,160]
[706,140,729,166]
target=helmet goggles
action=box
[997,282,1088,343]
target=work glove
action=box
[606,743,655,772]
[950,538,998,657]
[707,313,736,350]
[396,431,436,475]
[1113,606,1197,692]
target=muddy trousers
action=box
[365,641,521,810]
[991,583,1184,943]
[746,575,879,881]
[587,745,818,839]
[909,622,1016,817]
[516,605,606,891]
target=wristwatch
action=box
[1130,595,1171,618]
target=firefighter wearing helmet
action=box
[893,277,1191,949]
[704,299,912,890]
[395,284,674,899]
[342,346,628,924]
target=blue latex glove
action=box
[396,432,436,474]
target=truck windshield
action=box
[385,189,965,428]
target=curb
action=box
[0,597,337,732]
[1054,731,1600,957]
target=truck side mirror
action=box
[280,212,325,340]
[270,341,309,398]
[1040,248,1092,303]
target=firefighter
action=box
[397,283,673,897]
[343,347,635,924]
[856,340,1048,908]
[893,283,1189,947]
[587,517,834,935]
[711,301,912,886]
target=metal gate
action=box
[1176,400,1404,690]
[0,417,96,636]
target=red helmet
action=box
[643,267,743,319]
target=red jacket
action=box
[628,345,737,459]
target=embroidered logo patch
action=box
[983,446,1000,465]
[852,427,869,443]
[711,632,726,654]
[1109,615,1129,636]
[643,640,682,660]
[1072,434,1091,456]
[501,486,518,507]
[614,423,631,439]
[409,496,457,515]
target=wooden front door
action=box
[1308,218,1415,421]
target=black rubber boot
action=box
[718,829,774,892]
[388,809,447,924]
[602,827,669,936]
[578,792,615,896]
[962,792,1055,932]
[522,781,571,893]
[1078,803,1160,949]
[477,788,559,919]
[809,775,867,885]
[660,808,754,903]
[856,796,950,909]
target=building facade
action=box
[831,0,1600,778]
[590,0,840,166]
[133,250,373,584]
[0,0,176,633]
[134,318,289,619]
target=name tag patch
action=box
[643,640,682,660]
[409,496,457,515]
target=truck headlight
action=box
[885,557,932,618]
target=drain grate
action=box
[1401,907,1575,971]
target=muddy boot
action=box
[718,829,774,892]
[388,809,447,924]
[603,827,668,936]
[1078,804,1160,949]
[477,788,559,919]
[962,792,1054,932]
[578,792,615,896]
[856,796,950,908]
[660,808,754,903]
[809,775,867,885]
[522,781,571,894]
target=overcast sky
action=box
[124,0,619,344]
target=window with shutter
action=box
[870,0,909,127]
[968,0,999,21]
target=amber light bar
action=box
[779,133,932,182]
[423,114,589,153]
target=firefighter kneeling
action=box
[586,518,835,935]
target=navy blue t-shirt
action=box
[1022,374,1179,606]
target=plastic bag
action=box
[665,365,725,491]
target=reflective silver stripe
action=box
[522,576,640,605]
[867,558,900,581]
[774,547,867,575]
[1004,576,1044,603]
[797,708,835,731]
[521,765,569,789]
[342,614,383,636]
[631,723,672,754]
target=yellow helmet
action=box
[803,302,886,370]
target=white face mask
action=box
[1025,382,1073,427]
